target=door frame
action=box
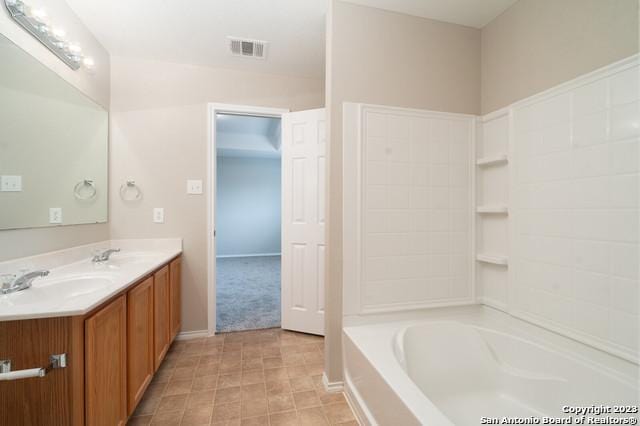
[206,103,289,336]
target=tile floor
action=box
[128,328,358,425]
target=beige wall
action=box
[324,0,481,382]
[0,0,110,261]
[109,56,324,332]
[481,0,639,113]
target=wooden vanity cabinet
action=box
[153,265,171,371]
[84,295,127,426]
[126,276,155,414]
[0,255,182,426]
[169,257,181,341]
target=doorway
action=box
[207,104,327,336]
[214,112,283,332]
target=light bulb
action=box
[68,43,81,53]
[31,7,47,20]
[82,57,95,68]
[52,27,65,38]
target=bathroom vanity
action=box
[0,240,182,426]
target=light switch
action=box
[1,175,22,192]
[187,179,203,194]
[153,208,164,223]
[49,207,62,224]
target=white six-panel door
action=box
[281,108,326,335]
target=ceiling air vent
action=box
[228,37,268,60]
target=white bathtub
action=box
[343,306,639,426]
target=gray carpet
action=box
[216,255,281,333]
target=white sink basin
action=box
[2,274,117,307]
[98,252,161,268]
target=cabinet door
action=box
[153,265,170,370]
[169,257,182,341]
[85,295,127,426]
[127,276,154,414]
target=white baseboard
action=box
[344,373,373,426]
[175,330,210,340]
[216,252,281,259]
[322,372,344,393]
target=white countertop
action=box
[0,239,182,321]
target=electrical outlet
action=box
[153,208,164,223]
[187,179,203,195]
[0,175,22,192]
[49,207,62,224]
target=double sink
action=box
[0,246,182,321]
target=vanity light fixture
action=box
[3,0,94,71]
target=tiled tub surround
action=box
[343,305,639,426]
[129,328,356,426]
[0,238,182,320]
[510,57,640,362]
[343,104,475,315]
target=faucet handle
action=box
[0,274,16,290]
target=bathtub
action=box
[343,306,639,426]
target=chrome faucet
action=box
[0,270,50,294]
[92,248,121,263]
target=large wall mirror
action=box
[0,33,108,230]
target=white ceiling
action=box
[64,0,327,79]
[216,114,281,159]
[64,0,517,80]
[342,0,518,28]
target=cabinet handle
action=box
[0,353,66,381]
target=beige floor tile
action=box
[293,390,321,409]
[241,370,265,385]
[212,401,241,422]
[322,402,356,424]
[262,356,283,369]
[157,394,188,413]
[317,388,346,406]
[266,380,292,396]
[285,365,308,379]
[191,374,218,392]
[171,367,196,381]
[134,329,357,426]
[267,393,295,413]
[186,390,215,409]
[264,367,288,382]
[241,383,266,400]
[298,407,330,426]
[240,398,268,418]
[164,379,193,396]
[196,362,220,376]
[180,405,213,425]
[127,414,153,425]
[218,372,242,389]
[134,396,161,416]
[290,376,315,392]
[240,415,269,425]
[175,356,200,368]
[151,409,183,425]
[269,410,298,426]
[215,386,241,405]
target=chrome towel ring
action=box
[120,180,142,201]
[74,179,97,200]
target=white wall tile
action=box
[610,139,640,174]
[610,101,640,141]
[387,163,412,185]
[361,109,472,311]
[610,276,639,314]
[611,243,638,279]
[573,79,608,116]
[511,63,639,359]
[610,67,640,106]
[573,110,608,147]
